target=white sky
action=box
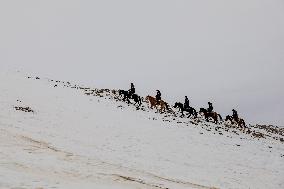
[1,0,284,126]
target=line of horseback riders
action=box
[118,83,246,128]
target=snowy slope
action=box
[0,70,283,189]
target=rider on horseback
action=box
[232,109,239,122]
[207,102,213,113]
[128,83,135,98]
[184,96,190,109]
[156,90,161,105]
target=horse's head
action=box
[225,115,231,121]
[111,90,117,95]
[173,102,178,108]
[199,108,206,114]
[174,102,182,108]
[145,95,149,102]
[239,118,246,127]
[118,90,124,95]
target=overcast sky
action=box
[1,0,284,126]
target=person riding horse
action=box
[128,83,135,98]
[184,96,190,109]
[232,109,239,122]
[156,90,161,105]
[207,102,213,113]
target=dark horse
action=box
[173,102,197,118]
[199,108,222,124]
[225,115,246,128]
[119,90,142,106]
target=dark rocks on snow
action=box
[14,106,34,113]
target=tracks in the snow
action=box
[1,127,218,189]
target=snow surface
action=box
[0,70,283,189]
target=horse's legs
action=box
[194,111,198,118]
[160,105,165,113]
[215,115,219,124]
[138,97,142,106]
[187,111,192,118]
[214,116,218,124]
[205,115,209,122]
[134,97,139,105]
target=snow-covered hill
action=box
[0,70,283,189]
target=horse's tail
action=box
[138,96,142,106]
[225,115,229,121]
[218,114,223,121]
[193,108,198,118]
[165,102,170,110]
[242,119,246,127]
[118,89,122,95]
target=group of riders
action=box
[123,83,242,125]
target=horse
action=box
[199,108,223,124]
[145,95,169,113]
[173,102,197,118]
[225,115,246,128]
[119,90,142,107]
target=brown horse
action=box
[199,108,223,124]
[145,95,169,113]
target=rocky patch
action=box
[14,106,34,113]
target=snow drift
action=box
[0,70,283,189]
